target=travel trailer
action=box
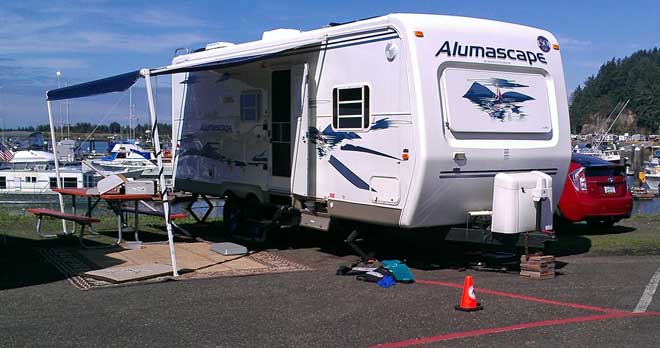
[166,14,571,241]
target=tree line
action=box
[4,122,173,137]
[570,48,660,134]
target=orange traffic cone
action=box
[454,276,483,312]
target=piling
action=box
[633,146,643,184]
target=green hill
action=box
[569,48,660,134]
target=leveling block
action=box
[520,255,555,279]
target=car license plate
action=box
[604,185,616,194]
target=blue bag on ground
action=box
[381,260,415,283]
[377,275,396,288]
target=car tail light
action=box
[570,167,587,192]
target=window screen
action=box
[240,91,262,121]
[332,86,370,129]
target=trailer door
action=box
[291,63,309,197]
[270,69,293,189]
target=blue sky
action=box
[0,0,657,128]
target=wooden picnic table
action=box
[53,188,162,244]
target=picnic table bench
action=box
[119,204,191,240]
[27,208,101,247]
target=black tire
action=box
[223,196,244,234]
[586,218,615,229]
[553,210,572,232]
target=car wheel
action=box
[553,210,572,232]
[586,218,615,230]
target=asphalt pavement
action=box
[1,230,659,348]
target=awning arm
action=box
[140,69,179,277]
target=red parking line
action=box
[417,279,626,313]
[370,311,660,348]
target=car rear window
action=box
[571,154,614,167]
[585,166,624,177]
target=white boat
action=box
[9,150,55,165]
[643,148,660,192]
[88,143,157,174]
[574,146,621,164]
[0,150,85,194]
[599,149,621,163]
[83,143,173,185]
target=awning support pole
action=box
[46,100,68,234]
[141,69,178,277]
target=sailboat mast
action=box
[129,86,133,141]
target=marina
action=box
[0,3,659,348]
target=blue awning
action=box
[149,36,323,76]
[46,70,141,101]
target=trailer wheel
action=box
[223,196,244,234]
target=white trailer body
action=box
[170,13,571,229]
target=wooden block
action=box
[521,264,555,272]
[529,255,554,262]
[520,270,555,279]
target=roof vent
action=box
[262,29,302,41]
[205,41,236,50]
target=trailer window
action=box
[333,86,370,129]
[438,67,552,134]
[240,91,262,121]
[0,177,5,189]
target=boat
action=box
[87,143,157,174]
[643,147,660,192]
[599,148,621,163]
[82,142,173,186]
[0,149,86,194]
[573,145,621,164]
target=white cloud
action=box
[0,5,212,55]
[16,58,89,70]
[556,36,592,50]
[126,9,210,28]
[0,30,211,54]
[0,12,70,36]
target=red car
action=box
[557,153,633,227]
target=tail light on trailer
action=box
[570,167,587,192]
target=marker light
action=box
[552,44,560,50]
[414,31,424,38]
[402,153,410,161]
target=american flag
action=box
[0,143,14,162]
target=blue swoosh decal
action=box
[328,155,370,191]
[340,144,400,160]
